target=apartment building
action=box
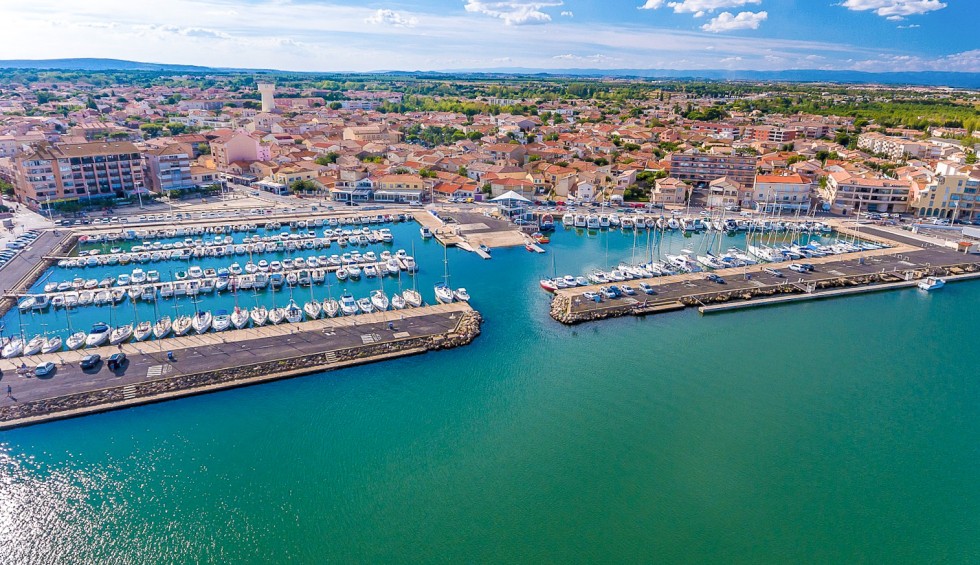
[753,173,813,212]
[652,177,689,205]
[144,144,193,193]
[825,171,911,215]
[13,141,143,209]
[667,149,758,187]
[908,163,980,221]
[857,132,928,160]
[747,126,798,144]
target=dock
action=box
[550,231,980,325]
[0,302,482,430]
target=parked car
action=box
[80,354,101,370]
[107,352,127,371]
[763,267,785,278]
[35,362,56,377]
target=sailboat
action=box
[153,316,173,339]
[134,320,153,342]
[41,335,63,354]
[285,299,304,323]
[434,243,455,304]
[109,323,134,345]
[172,315,193,336]
[231,307,250,329]
[250,305,269,326]
[370,290,389,311]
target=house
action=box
[652,177,688,205]
[706,177,745,209]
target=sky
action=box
[2,0,976,73]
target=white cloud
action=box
[896,23,920,28]
[463,0,563,25]
[840,0,946,21]
[365,8,419,27]
[701,11,767,32]
[639,0,761,16]
[560,10,574,17]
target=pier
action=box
[550,232,980,325]
[0,302,481,430]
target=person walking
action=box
[6,385,11,398]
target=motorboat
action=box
[153,316,172,339]
[336,268,349,281]
[434,283,455,304]
[420,227,433,239]
[85,322,111,347]
[213,310,232,332]
[539,279,558,292]
[917,276,946,291]
[370,290,389,311]
[339,293,359,316]
[453,288,471,302]
[356,297,375,314]
[402,289,423,308]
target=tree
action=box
[419,168,437,179]
[329,102,343,110]
[165,122,187,135]
[315,152,339,165]
[481,183,492,195]
[290,179,317,193]
[196,143,211,156]
[457,166,468,177]
[139,123,163,138]
[966,151,977,165]
[0,179,14,196]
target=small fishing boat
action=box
[453,288,471,302]
[917,276,945,291]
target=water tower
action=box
[257,82,276,112]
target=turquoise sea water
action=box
[1,224,978,563]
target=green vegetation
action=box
[315,152,339,165]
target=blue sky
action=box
[2,0,975,72]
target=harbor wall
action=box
[0,310,482,430]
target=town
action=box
[1,72,978,229]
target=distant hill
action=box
[444,67,980,89]
[0,58,214,72]
[1,58,978,88]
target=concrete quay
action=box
[550,236,980,325]
[0,302,481,430]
